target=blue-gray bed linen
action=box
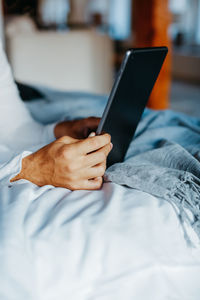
[26,87,200,246]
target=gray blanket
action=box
[105,110,200,246]
[26,87,200,246]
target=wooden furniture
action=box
[132,0,172,109]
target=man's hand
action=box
[54,117,100,139]
[11,134,112,190]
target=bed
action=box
[0,88,200,299]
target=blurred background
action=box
[0,0,199,116]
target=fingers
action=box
[82,117,100,138]
[53,128,111,191]
[83,143,112,168]
[77,134,111,155]
[82,177,103,190]
[85,117,100,129]
[77,161,105,180]
[65,177,103,191]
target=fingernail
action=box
[88,132,96,137]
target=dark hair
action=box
[4,0,37,15]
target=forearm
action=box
[9,134,112,190]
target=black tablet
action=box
[96,47,168,167]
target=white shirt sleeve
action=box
[0,150,32,186]
[0,41,56,152]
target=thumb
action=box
[88,132,96,137]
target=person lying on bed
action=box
[0,41,112,191]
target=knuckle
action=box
[71,183,78,190]
[91,138,100,149]
[57,136,77,144]
[89,177,103,190]
[63,147,72,160]
[107,145,112,154]
[99,151,106,161]
[104,133,111,143]
[96,178,103,188]
[65,175,79,189]
[67,182,78,191]
[106,148,110,156]
[98,165,105,175]
[57,136,67,143]
[105,143,110,152]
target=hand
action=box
[11,134,112,190]
[54,117,100,139]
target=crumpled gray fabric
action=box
[25,86,200,246]
[105,111,200,247]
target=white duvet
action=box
[0,160,200,299]
[0,39,200,299]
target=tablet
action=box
[96,47,168,167]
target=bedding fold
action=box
[25,88,200,246]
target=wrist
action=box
[10,154,32,182]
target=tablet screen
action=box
[97,47,168,167]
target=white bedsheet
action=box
[0,178,200,300]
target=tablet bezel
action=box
[96,47,168,166]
